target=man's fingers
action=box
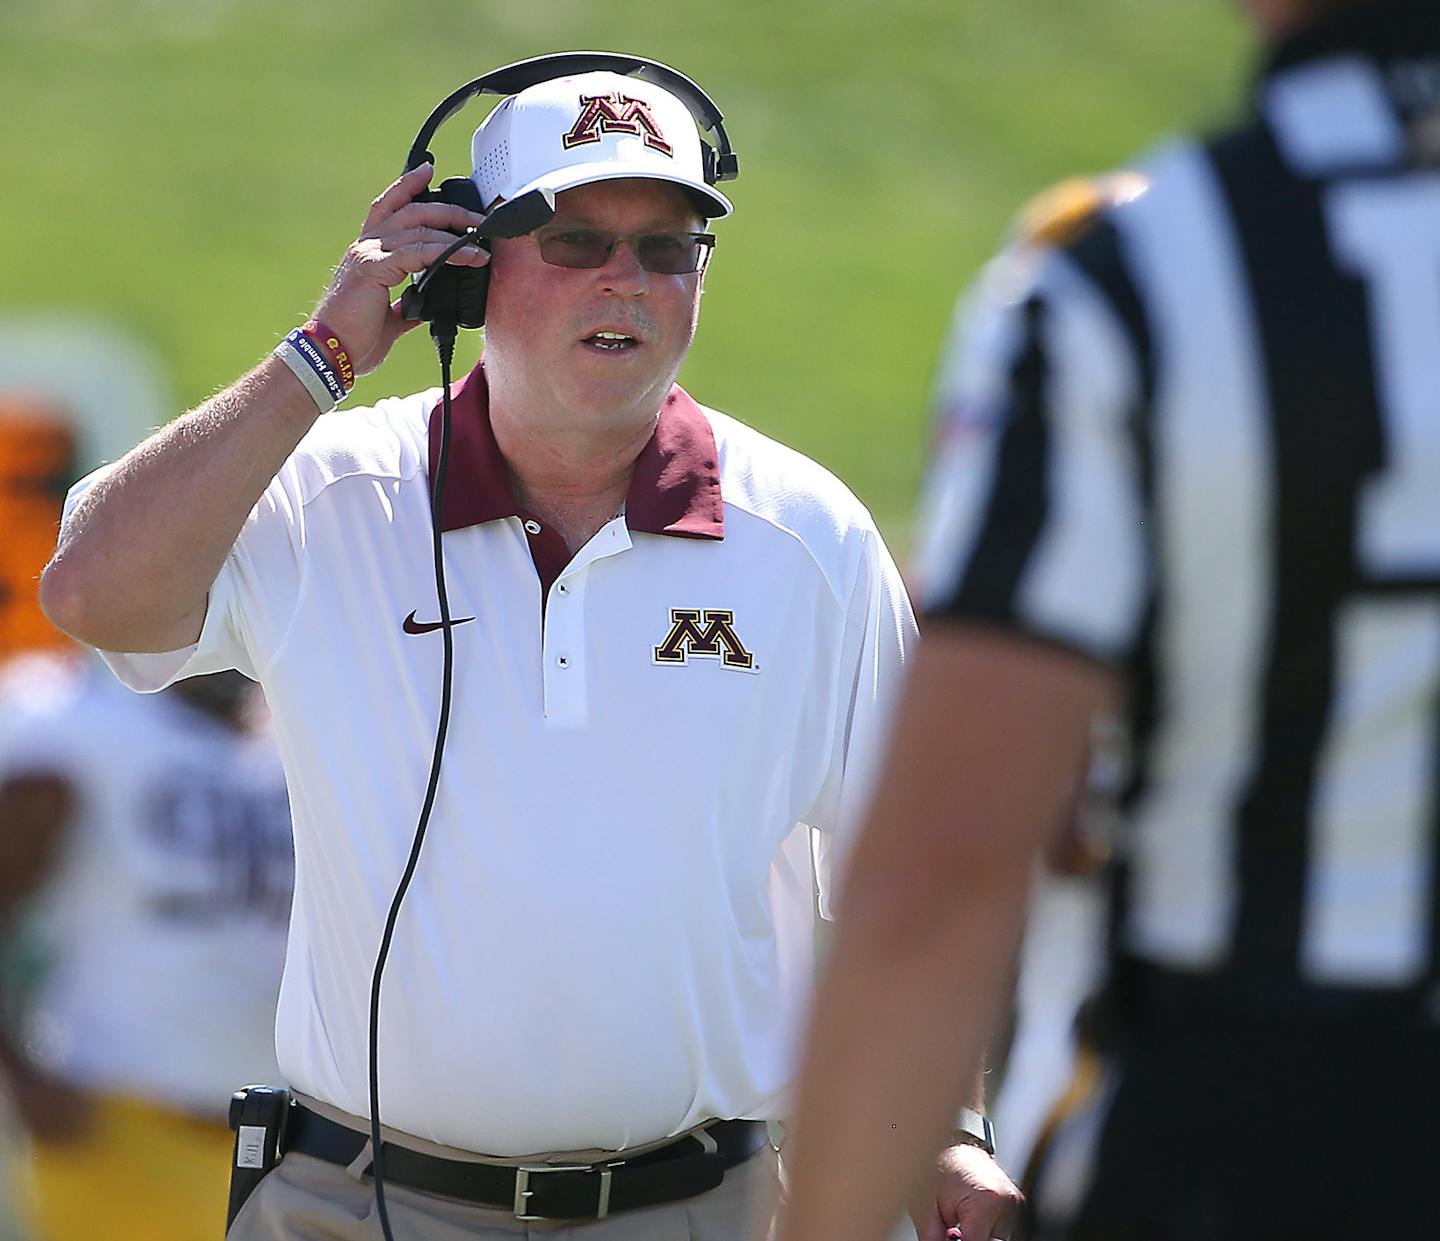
[948,1202,1010,1241]
[341,236,487,286]
[383,200,487,236]
[398,238,489,272]
[379,228,492,265]
[910,1200,947,1241]
[360,162,435,233]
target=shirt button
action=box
[556,655,571,669]
[523,519,542,535]
[557,582,570,596]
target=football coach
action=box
[39,54,1019,1241]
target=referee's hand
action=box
[313,163,491,378]
[910,1143,1022,1241]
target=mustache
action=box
[577,313,657,338]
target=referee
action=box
[780,1,1440,1239]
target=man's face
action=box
[483,178,707,429]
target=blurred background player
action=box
[0,658,293,1241]
[0,402,78,665]
[780,2,1440,1240]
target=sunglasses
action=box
[533,227,717,275]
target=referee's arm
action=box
[781,626,1110,1241]
[781,229,1146,1241]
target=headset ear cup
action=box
[399,282,426,321]
[434,179,491,325]
[439,177,485,213]
[453,253,492,329]
[403,178,492,327]
[405,262,490,330]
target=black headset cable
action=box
[366,318,461,1241]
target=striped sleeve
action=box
[913,232,1153,664]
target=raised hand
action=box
[313,163,491,376]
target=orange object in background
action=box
[0,399,77,659]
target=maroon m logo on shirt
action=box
[653,609,754,670]
[562,92,673,157]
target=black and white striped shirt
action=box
[917,0,1440,1001]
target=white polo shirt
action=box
[74,364,915,1156]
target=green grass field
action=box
[3,0,1249,542]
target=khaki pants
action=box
[227,1139,782,1240]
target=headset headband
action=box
[403,51,740,184]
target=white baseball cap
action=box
[470,70,734,219]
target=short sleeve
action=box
[61,456,311,693]
[912,246,1153,665]
[809,527,918,920]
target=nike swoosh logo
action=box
[402,610,477,636]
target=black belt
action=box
[283,1104,770,1221]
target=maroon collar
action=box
[427,361,724,540]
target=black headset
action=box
[398,50,740,330]
[367,53,738,1241]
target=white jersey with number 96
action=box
[0,655,292,1117]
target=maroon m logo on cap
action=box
[562,92,673,157]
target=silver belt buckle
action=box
[513,1162,622,1221]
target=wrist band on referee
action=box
[952,1106,996,1156]
[274,328,346,414]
